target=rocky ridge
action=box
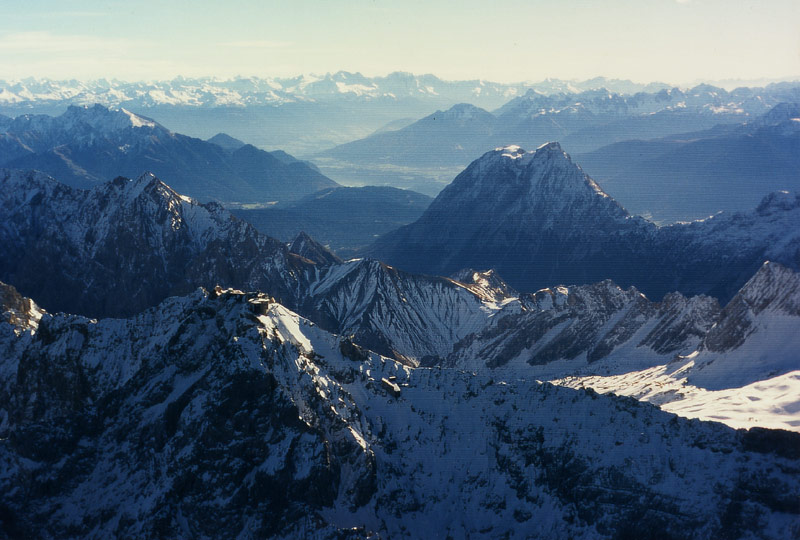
[1,286,798,538]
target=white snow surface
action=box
[0,76,793,114]
[554,365,800,432]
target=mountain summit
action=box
[368,143,800,302]
[426,142,628,224]
[368,142,648,289]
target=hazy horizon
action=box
[2,71,799,94]
[1,0,798,86]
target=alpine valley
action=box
[1,73,800,539]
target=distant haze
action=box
[0,0,798,85]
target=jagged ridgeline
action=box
[1,283,799,538]
[1,167,799,370]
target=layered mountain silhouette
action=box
[317,86,795,168]
[0,104,338,203]
[576,102,800,222]
[2,166,798,369]
[233,185,432,255]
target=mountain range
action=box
[3,76,798,155]
[313,95,800,208]
[2,154,800,538]
[1,277,799,538]
[2,165,799,395]
[0,104,338,203]
[368,142,800,303]
[0,74,670,154]
[0,73,675,110]
[575,102,800,222]
[1,70,800,540]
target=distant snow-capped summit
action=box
[2,103,166,151]
[429,142,629,231]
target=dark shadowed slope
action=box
[368,143,800,303]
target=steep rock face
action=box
[0,281,43,333]
[686,261,800,389]
[0,170,305,317]
[0,169,793,378]
[0,291,375,538]
[369,144,800,303]
[1,288,798,539]
[446,279,720,373]
[0,105,338,203]
[301,259,499,364]
[0,170,498,364]
[549,263,800,431]
[369,143,653,293]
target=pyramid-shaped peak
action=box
[289,232,342,266]
[737,261,800,314]
[104,172,184,204]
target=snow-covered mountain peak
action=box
[699,261,800,357]
[468,141,619,209]
[675,262,800,390]
[1,104,168,153]
[3,280,799,537]
[104,171,184,205]
[736,261,800,315]
[61,103,161,134]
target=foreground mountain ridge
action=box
[1,283,798,538]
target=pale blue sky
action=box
[0,0,798,84]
